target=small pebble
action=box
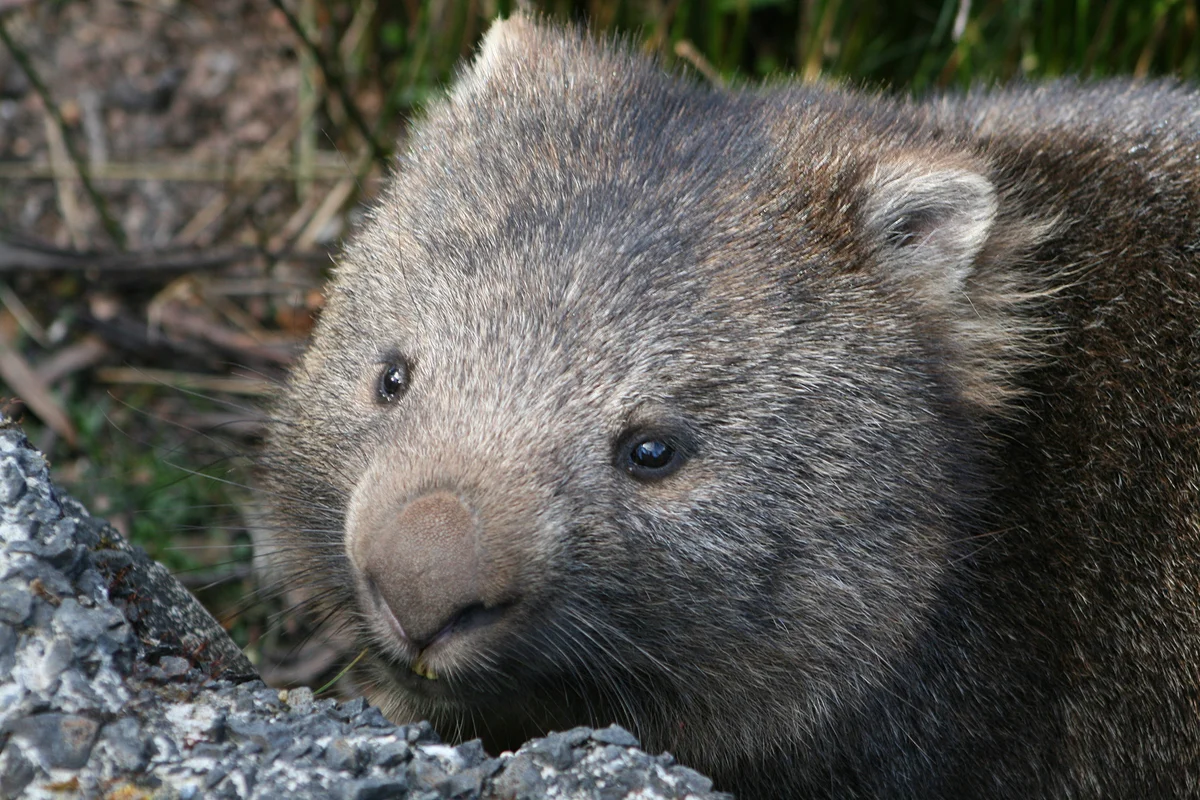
[0,580,32,625]
[0,458,26,506]
[591,724,641,747]
[159,656,190,678]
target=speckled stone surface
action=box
[0,422,729,799]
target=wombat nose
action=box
[351,491,486,647]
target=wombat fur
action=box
[264,15,1200,799]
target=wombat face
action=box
[266,15,1035,773]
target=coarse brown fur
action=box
[263,15,1200,799]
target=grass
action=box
[358,0,1200,96]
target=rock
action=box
[0,579,31,624]
[8,713,101,770]
[0,742,36,797]
[591,724,641,747]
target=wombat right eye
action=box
[619,433,686,480]
[376,362,410,403]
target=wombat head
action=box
[265,14,1043,781]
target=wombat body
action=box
[265,16,1200,798]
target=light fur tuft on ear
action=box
[862,158,1055,413]
[452,14,536,102]
[864,162,998,306]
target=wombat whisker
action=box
[246,577,346,620]
[144,503,250,515]
[546,614,655,732]
[159,455,330,510]
[251,597,354,660]
[106,393,264,456]
[566,602,685,685]
[113,366,280,421]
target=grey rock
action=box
[0,741,36,797]
[455,739,487,766]
[0,579,31,625]
[324,737,365,773]
[591,724,640,747]
[447,766,486,798]
[22,634,72,694]
[279,738,312,761]
[51,660,103,710]
[74,566,107,603]
[673,765,717,793]
[487,753,545,798]
[9,712,101,770]
[0,622,14,678]
[91,716,150,774]
[0,455,26,506]
[7,533,65,566]
[285,685,314,713]
[373,739,411,768]
[253,686,282,708]
[356,704,392,728]
[205,762,229,789]
[562,726,593,747]
[525,732,575,769]
[346,776,410,800]
[54,597,111,650]
[409,755,450,790]
[406,721,440,745]
[159,654,190,677]
[12,560,73,598]
[336,695,367,719]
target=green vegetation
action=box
[359,0,1199,103]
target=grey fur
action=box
[264,16,1200,799]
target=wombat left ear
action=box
[452,14,536,101]
[863,162,998,301]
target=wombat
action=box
[264,15,1200,799]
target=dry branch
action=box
[266,0,390,162]
[0,240,286,281]
[0,17,126,248]
[0,311,77,445]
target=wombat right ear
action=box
[862,161,998,304]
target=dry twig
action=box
[0,311,77,445]
[0,17,126,249]
[95,367,275,396]
[266,0,390,162]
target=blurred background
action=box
[0,0,1196,688]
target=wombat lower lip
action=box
[263,12,1200,800]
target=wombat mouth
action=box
[364,574,518,683]
[420,601,513,652]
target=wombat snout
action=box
[348,491,508,650]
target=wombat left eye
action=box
[622,435,684,480]
[376,361,410,403]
